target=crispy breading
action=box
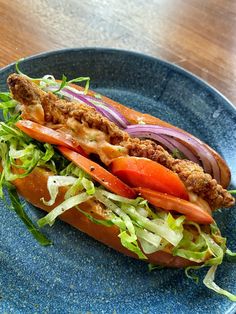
[8,74,127,144]
[7,73,235,209]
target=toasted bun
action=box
[12,81,229,268]
[13,167,196,268]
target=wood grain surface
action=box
[0,0,236,105]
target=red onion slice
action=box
[160,134,200,164]
[45,85,128,128]
[83,94,130,127]
[61,89,119,125]
[150,134,176,152]
[126,125,221,184]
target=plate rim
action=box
[0,47,236,313]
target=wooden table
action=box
[1,0,236,105]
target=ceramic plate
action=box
[0,48,236,314]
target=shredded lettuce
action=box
[38,192,92,227]
[94,190,137,242]
[0,140,55,183]
[41,175,77,206]
[148,264,164,271]
[121,203,184,247]
[54,74,68,93]
[41,173,95,207]
[184,265,204,284]
[87,189,186,258]
[60,162,90,178]
[15,59,91,96]
[173,230,208,262]
[97,189,146,206]
[175,247,208,262]
[176,223,236,301]
[201,232,224,266]
[0,92,11,102]
[42,164,95,204]
[0,120,67,192]
[4,182,51,246]
[51,74,91,95]
[203,265,236,301]
[0,99,18,109]
[37,180,234,280]
[166,213,185,230]
[64,177,84,199]
[118,231,147,259]
[173,221,226,264]
[81,177,95,195]
[76,207,114,227]
[135,227,162,254]
[225,249,236,262]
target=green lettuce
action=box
[38,192,92,227]
[203,265,236,301]
[3,182,51,246]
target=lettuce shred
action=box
[203,265,236,301]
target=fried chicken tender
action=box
[7,73,235,209]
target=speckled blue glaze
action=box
[0,48,236,314]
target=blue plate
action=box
[0,48,236,314]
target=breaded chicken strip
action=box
[7,74,235,209]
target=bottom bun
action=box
[13,167,196,268]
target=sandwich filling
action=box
[7,73,235,210]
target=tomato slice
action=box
[15,120,85,155]
[58,146,136,199]
[135,187,213,225]
[110,156,189,200]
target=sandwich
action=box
[0,68,235,300]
